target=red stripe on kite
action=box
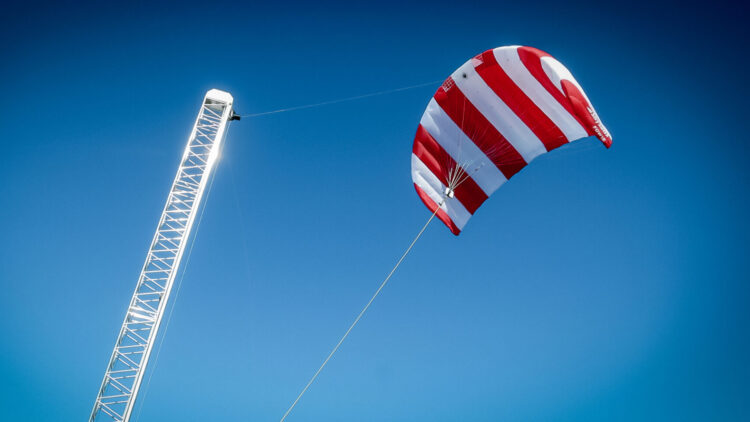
[476,50,568,151]
[434,79,527,179]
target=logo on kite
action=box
[411,45,612,235]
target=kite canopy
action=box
[411,45,612,235]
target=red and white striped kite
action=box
[412,46,612,235]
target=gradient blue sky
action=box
[1,1,748,421]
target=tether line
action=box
[279,204,443,422]
[241,80,442,118]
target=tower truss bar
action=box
[90,89,236,422]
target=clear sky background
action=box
[1,1,748,421]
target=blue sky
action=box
[1,1,748,421]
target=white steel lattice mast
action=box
[90,89,239,422]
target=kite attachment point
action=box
[444,186,455,198]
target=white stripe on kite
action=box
[420,99,506,196]
[540,55,592,105]
[452,59,547,163]
[493,46,588,142]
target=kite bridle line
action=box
[278,199,444,422]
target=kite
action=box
[411,45,612,234]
